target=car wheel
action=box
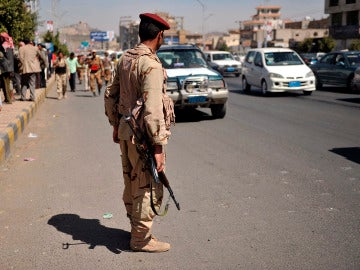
[261,80,268,96]
[211,103,226,119]
[242,77,251,93]
[315,76,323,90]
[303,90,312,96]
[347,74,356,92]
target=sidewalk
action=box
[0,75,55,164]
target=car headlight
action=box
[306,71,315,78]
[269,73,283,78]
[167,81,178,91]
[209,79,225,89]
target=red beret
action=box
[139,13,170,30]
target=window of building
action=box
[346,0,356,4]
[347,10,359,25]
[331,13,342,26]
[329,0,339,6]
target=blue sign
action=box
[90,31,108,42]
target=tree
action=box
[0,0,38,44]
[349,39,360,51]
[42,31,69,55]
[319,37,336,53]
[215,38,229,51]
[298,38,314,53]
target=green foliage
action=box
[0,0,38,44]
[349,40,360,51]
[298,38,314,53]
[42,31,69,55]
[319,37,336,53]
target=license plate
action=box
[227,67,235,72]
[188,96,206,103]
[289,81,301,87]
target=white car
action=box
[204,50,242,77]
[241,48,316,95]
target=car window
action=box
[245,51,256,64]
[320,54,336,64]
[212,53,234,61]
[264,52,303,66]
[254,52,263,67]
[346,53,360,66]
[157,49,207,69]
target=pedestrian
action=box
[37,43,48,88]
[47,49,53,79]
[12,41,24,96]
[87,50,103,96]
[76,54,86,85]
[18,38,46,101]
[53,51,69,100]
[0,32,15,104]
[104,13,175,253]
[102,51,112,86]
[67,52,80,92]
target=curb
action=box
[0,76,55,164]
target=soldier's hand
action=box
[154,145,165,172]
[112,125,120,143]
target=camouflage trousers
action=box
[104,68,111,84]
[119,140,163,244]
[77,68,86,84]
[89,70,102,92]
[55,73,67,95]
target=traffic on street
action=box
[0,76,359,269]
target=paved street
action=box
[0,78,359,270]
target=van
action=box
[242,48,316,95]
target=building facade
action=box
[325,0,360,50]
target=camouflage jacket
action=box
[104,43,175,145]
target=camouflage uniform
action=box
[104,43,175,251]
[88,53,103,96]
[54,56,69,99]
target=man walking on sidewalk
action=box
[19,38,46,101]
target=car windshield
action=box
[264,52,303,66]
[212,53,234,61]
[346,53,360,66]
[157,49,207,69]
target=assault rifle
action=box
[124,115,180,212]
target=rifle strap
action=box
[150,180,169,216]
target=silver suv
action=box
[157,44,228,119]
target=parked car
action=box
[300,53,318,65]
[351,66,360,92]
[310,51,360,90]
[241,48,316,95]
[157,44,228,118]
[204,50,242,77]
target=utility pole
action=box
[195,0,205,49]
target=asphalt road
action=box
[0,79,359,270]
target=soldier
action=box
[104,13,175,252]
[102,51,112,86]
[53,51,69,100]
[88,50,104,96]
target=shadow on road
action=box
[337,98,360,104]
[48,213,130,254]
[175,107,214,123]
[329,147,360,165]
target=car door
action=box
[251,52,264,88]
[244,51,257,85]
[313,53,336,84]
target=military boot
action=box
[130,235,170,253]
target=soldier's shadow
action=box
[48,213,130,254]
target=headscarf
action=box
[0,32,14,49]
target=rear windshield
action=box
[157,49,207,69]
[212,53,235,61]
[264,52,303,66]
